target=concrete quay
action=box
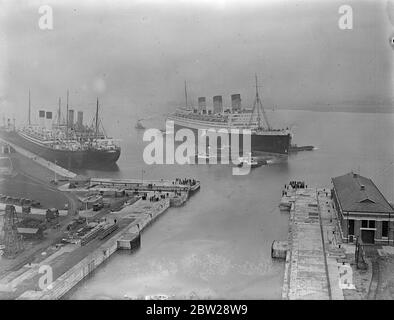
[59,178,200,197]
[89,177,200,194]
[281,186,345,300]
[0,137,76,179]
[0,135,199,300]
[9,198,170,300]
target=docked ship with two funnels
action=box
[0,92,121,168]
[167,76,292,157]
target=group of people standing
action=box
[173,178,197,186]
[147,191,170,202]
[287,181,307,189]
[282,181,308,196]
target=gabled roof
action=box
[17,227,40,234]
[332,172,393,213]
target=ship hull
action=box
[170,120,291,157]
[0,130,120,169]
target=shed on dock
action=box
[271,240,288,259]
[17,227,44,240]
[332,172,394,245]
[69,175,91,189]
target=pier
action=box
[0,175,199,299]
[280,185,344,300]
[0,197,170,299]
[0,137,76,179]
[0,137,200,300]
[58,177,200,197]
[89,177,200,193]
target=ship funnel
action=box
[68,109,74,128]
[77,111,83,129]
[198,97,206,113]
[213,95,223,114]
[45,111,53,129]
[39,110,45,128]
[231,94,241,112]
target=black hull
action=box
[0,131,120,169]
[172,124,291,156]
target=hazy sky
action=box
[0,0,393,125]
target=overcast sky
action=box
[0,0,393,124]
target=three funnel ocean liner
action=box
[167,76,292,157]
[0,92,120,168]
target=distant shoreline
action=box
[279,105,394,114]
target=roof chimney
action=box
[353,172,357,178]
[360,185,365,190]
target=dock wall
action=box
[0,137,77,179]
[281,187,344,300]
[17,199,170,300]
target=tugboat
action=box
[192,146,218,163]
[289,144,315,152]
[237,153,262,168]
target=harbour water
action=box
[61,109,394,299]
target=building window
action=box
[361,220,376,229]
[382,221,389,238]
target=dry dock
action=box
[280,186,345,300]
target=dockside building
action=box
[331,172,393,245]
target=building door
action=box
[349,220,354,236]
[361,230,375,244]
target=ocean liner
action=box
[167,77,292,157]
[0,92,120,168]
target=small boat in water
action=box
[135,120,145,130]
[289,144,314,152]
[237,154,262,168]
[195,149,218,162]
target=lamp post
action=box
[54,160,57,183]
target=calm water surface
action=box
[66,110,394,299]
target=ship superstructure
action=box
[0,92,121,168]
[167,76,291,156]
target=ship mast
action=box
[95,97,99,141]
[249,75,271,130]
[28,89,31,126]
[58,97,61,126]
[66,90,69,142]
[184,80,188,109]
